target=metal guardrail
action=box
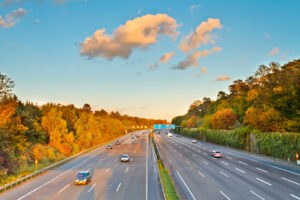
[0,139,113,193]
[150,137,166,200]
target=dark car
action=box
[115,140,120,145]
[121,154,130,162]
[132,140,138,144]
[75,171,91,185]
[106,145,112,149]
[131,136,135,139]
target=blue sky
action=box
[1,0,299,121]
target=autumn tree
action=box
[212,109,237,130]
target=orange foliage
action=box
[212,109,237,130]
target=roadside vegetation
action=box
[152,138,179,200]
[0,73,166,186]
[172,59,300,161]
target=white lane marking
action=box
[198,171,205,178]
[88,184,96,193]
[250,190,265,200]
[256,167,268,173]
[220,190,231,200]
[281,177,300,185]
[221,161,229,166]
[176,171,196,200]
[238,161,248,165]
[235,168,245,174]
[226,156,233,160]
[290,194,300,200]
[58,184,70,194]
[256,178,272,186]
[219,171,229,178]
[203,161,208,165]
[17,155,94,200]
[270,165,300,176]
[105,169,110,173]
[116,182,122,192]
[126,167,129,173]
[186,161,191,165]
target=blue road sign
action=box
[154,124,176,129]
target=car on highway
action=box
[131,136,135,139]
[106,144,112,149]
[168,133,173,138]
[211,150,222,158]
[75,171,91,185]
[115,140,120,145]
[121,154,130,162]
[192,140,197,143]
[132,140,138,144]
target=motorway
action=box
[0,131,163,200]
[154,132,300,200]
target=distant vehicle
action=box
[192,140,197,143]
[132,140,138,144]
[121,154,130,162]
[211,150,222,158]
[106,145,112,149]
[168,133,173,138]
[115,140,120,145]
[75,171,91,185]
[131,136,135,139]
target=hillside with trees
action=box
[172,59,300,132]
[0,73,166,185]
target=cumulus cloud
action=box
[81,14,179,60]
[217,75,231,81]
[190,4,201,11]
[0,8,27,28]
[200,67,207,74]
[172,47,221,70]
[158,52,176,63]
[179,18,222,53]
[268,47,279,55]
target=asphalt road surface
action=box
[0,130,163,200]
[154,132,300,200]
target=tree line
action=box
[0,73,166,182]
[172,59,300,132]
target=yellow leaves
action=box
[0,102,17,128]
[247,89,259,101]
[212,109,237,130]
[273,86,283,94]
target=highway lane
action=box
[0,131,163,200]
[154,132,300,200]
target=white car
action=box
[192,140,197,143]
[211,150,222,158]
[121,154,130,162]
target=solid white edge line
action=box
[221,161,229,165]
[270,165,300,176]
[256,167,268,173]
[116,182,122,192]
[87,184,96,193]
[281,177,300,185]
[290,194,300,200]
[57,184,70,194]
[250,190,265,200]
[176,170,196,200]
[220,190,231,200]
[256,177,272,186]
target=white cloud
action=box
[217,75,231,81]
[0,8,27,28]
[81,14,179,60]
[190,4,201,11]
[146,63,158,70]
[172,47,221,70]
[268,47,279,55]
[158,52,176,63]
[179,18,222,53]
